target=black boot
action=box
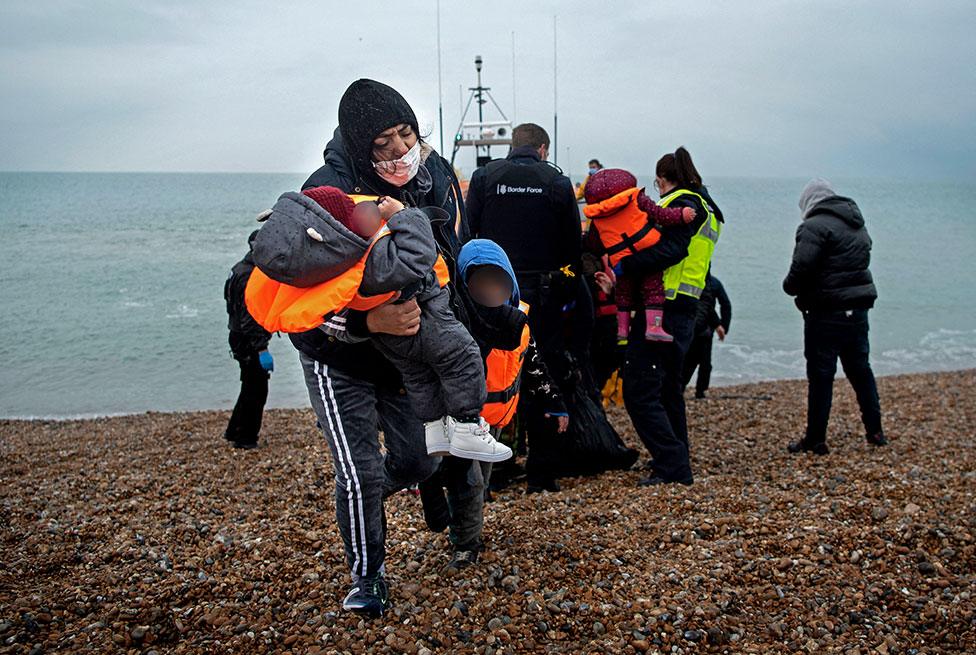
[866,432,888,447]
[637,475,694,487]
[526,478,561,494]
[787,439,829,455]
[232,440,259,450]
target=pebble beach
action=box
[1,370,973,654]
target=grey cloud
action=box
[0,0,972,179]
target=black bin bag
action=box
[554,376,639,478]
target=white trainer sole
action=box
[448,445,513,462]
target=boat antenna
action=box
[450,56,512,169]
[553,15,558,166]
[436,0,445,155]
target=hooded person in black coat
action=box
[277,79,493,617]
[784,178,886,456]
[224,230,273,448]
[784,178,878,311]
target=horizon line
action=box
[0,170,953,182]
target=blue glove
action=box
[258,350,274,373]
[612,261,625,277]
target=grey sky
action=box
[1,0,973,179]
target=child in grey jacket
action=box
[300,185,512,463]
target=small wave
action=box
[1,410,141,421]
[165,304,199,319]
[709,328,976,386]
[878,328,976,370]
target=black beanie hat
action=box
[338,79,419,185]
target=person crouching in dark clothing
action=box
[224,230,274,449]
[683,272,731,398]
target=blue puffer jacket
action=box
[290,129,470,385]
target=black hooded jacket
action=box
[291,129,469,385]
[225,252,272,359]
[694,274,731,336]
[783,196,877,312]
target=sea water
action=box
[0,172,973,418]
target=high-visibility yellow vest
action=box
[482,301,531,429]
[659,189,721,300]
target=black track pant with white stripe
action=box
[300,353,442,581]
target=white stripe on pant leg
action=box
[314,361,363,577]
[322,364,370,579]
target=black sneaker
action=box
[787,440,829,455]
[638,475,694,487]
[866,432,889,447]
[526,478,561,494]
[445,549,479,573]
[342,573,389,617]
[232,440,259,450]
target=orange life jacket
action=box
[582,187,661,266]
[482,301,531,429]
[245,223,451,334]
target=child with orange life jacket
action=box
[246,185,512,463]
[583,169,696,343]
[458,239,569,496]
[457,239,568,435]
[416,239,568,547]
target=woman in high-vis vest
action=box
[615,147,725,487]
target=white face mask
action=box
[372,141,422,186]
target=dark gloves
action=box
[466,299,528,352]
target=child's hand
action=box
[546,412,570,433]
[593,271,614,295]
[377,196,404,220]
[681,206,697,223]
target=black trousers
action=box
[417,457,491,552]
[803,309,883,445]
[516,272,572,372]
[591,314,622,393]
[226,354,270,445]
[683,330,714,396]
[524,411,562,486]
[622,301,696,481]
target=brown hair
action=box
[512,123,550,149]
[655,146,702,189]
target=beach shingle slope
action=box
[1,370,974,654]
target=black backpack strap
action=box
[603,221,655,258]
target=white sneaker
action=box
[448,418,513,463]
[425,417,450,456]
